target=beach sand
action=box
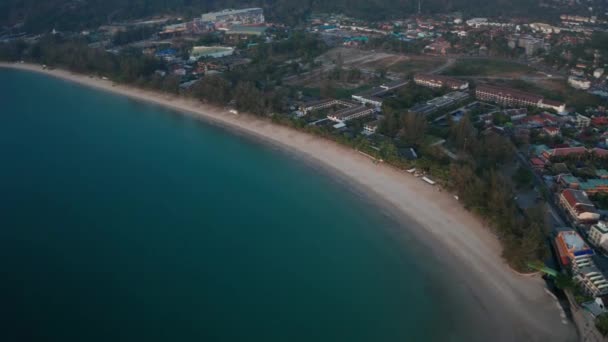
[0,62,578,341]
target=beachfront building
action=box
[189,46,234,61]
[410,91,470,116]
[475,85,566,113]
[554,230,594,266]
[559,189,600,223]
[589,222,608,251]
[327,105,376,123]
[202,8,264,28]
[351,79,408,108]
[363,120,380,134]
[413,74,469,90]
[300,99,356,115]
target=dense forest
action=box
[1,0,555,33]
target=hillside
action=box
[1,0,553,33]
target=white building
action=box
[202,8,264,27]
[529,22,561,34]
[589,222,608,251]
[574,113,591,128]
[594,68,605,79]
[363,120,380,134]
[568,76,591,90]
[189,46,234,61]
[574,259,608,297]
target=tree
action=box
[597,314,608,336]
[191,75,232,105]
[233,81,265,115]
[399,112,427,146]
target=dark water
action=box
[0,69,479,341]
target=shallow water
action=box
[1,69,482,341]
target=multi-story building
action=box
[327,105,376,123]
[573,113,591,128]
[351,79,408,108]
[300,99,356,115]
[554,230,594,266]
[475,85,566,113]
[559,189,600,223]
[508,34,546,56]
[363,120,380,134]
[413,74,469,90]
[568,76,592,90]
[572,258,608,297]
[589,222,608,251]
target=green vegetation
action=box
[597,314,608,336]
[512,166,533,189]
[0,0,558,34]
[443,59,533,76]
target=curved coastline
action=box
[0,62,577,341]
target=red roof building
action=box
[559,189,600,223]
[592,117,608,127]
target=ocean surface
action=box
[0,69,481,341]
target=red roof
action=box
[530,157,546,167]
[593,148,608,157]
[592,117,608,126]
[544,126,560,133]
[551,146,587,157]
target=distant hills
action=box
[1,0,552,33]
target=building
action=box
[504,108,527,121]
[202,8,264,27]
[224,25,267,43]
[573,113,591,128]
[475,85,543,107]
[530,22,561,34]
[509,34,546,56]
[351,79,408,108]
[327,105,376,123]
[159,19,215,38]
[543,126,561,137]
[363,120,380,134]
[589,222,608,251]
[476,85,566,112]
[465,18,512,28]
[410,91,469,116]
[554,230,594,266]
[568,76,591,90]
[594,68,605,79]
[539,99,567,114]
[559,189,600,223]
[189,46,234,61]
[300,99,356,115]
[573,260,608,297]
[413,74,469,90]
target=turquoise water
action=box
[0,69,479,341]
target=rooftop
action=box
[558,230,588,251]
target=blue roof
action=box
[156,48,177,56]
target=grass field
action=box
[387,59,444,75]
[442,59,534,77]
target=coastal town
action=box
[3,1,608,339]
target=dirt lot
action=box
[286,47,446,88]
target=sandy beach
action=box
[0,62,578,341]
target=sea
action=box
[0,68,483,341]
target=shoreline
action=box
[0,62,577,341]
